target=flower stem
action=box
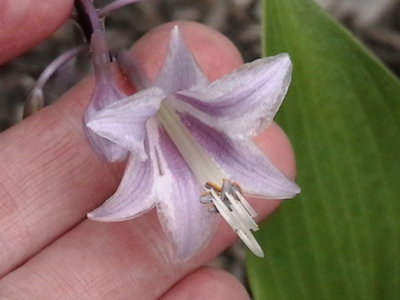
[75,0,104,41]
[31,46,85,96]
[24,46,85,118]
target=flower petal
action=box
[155,26,209,94]
[83,124,129,162]
[84,82,130,162]
[173,53,292,139]
[86,87,164,160]
[87,153,156,221]
[180,114,300,199]
[155,126,217,261]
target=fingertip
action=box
[255,122,297,181]
[160,267,250,300]
[247,122,298,222]
[0,0,73,64]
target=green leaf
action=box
[247,1,400,299]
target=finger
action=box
[0,21,296,299]
[0,121,292,299]
[160,267,250,300]
[0,20,243,277]
[0,0,73,65]
[0,81,123,276]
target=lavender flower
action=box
[85,26,300,260]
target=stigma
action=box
[201,179,264,257]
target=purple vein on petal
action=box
[155,26,209,94]
[174,53,292,139]
[154,126,217,260]
[87,153,156,221]
[180,113,300,199]
[86,87,165,160]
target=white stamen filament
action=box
[210,190,264,257]
[234,190,257,218]
[158,103,264,257]
[225,193,259,231]
[158,103,226,184]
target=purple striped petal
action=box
[155,26,209,94]
[87,153,156,221]
[155,126,217,260]
[83,122,129,162]
[84,81,129,162]
[173,53,292,140]
[180,113,300,199]
[86,87,164,161]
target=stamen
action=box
[207,206,219,213]
[236,229,264,258]
[209,189,239,228]
[199,193,213,204]
[205,182,222,192]
[234,189,257,218]
[157,103,264,256]
[206,181,264,257]
[225,193,258,231]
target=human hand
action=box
[0,2,297,299]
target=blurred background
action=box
[0,0,399,293]
[1,0,400,131]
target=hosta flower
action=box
[85,26,300,260]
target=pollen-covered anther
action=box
[202,180,264,257]
[205,182,222,192]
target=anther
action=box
[202,180,264,257]
[205,182,222,192]
[199,193,214,204]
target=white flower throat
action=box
[158,103,264,257]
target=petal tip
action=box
[171,24,181,38]
[87,210,107,222]
[284,181,301,199]
[85,114,106,135]
[87,209,132,223]
[275,52,290,61]
[85,119,97,132]
[275,52,292,69]
[87,204,127,222]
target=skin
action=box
[0,2,297,299]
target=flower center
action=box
[157,103,264,257]
[157,102,225,184]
